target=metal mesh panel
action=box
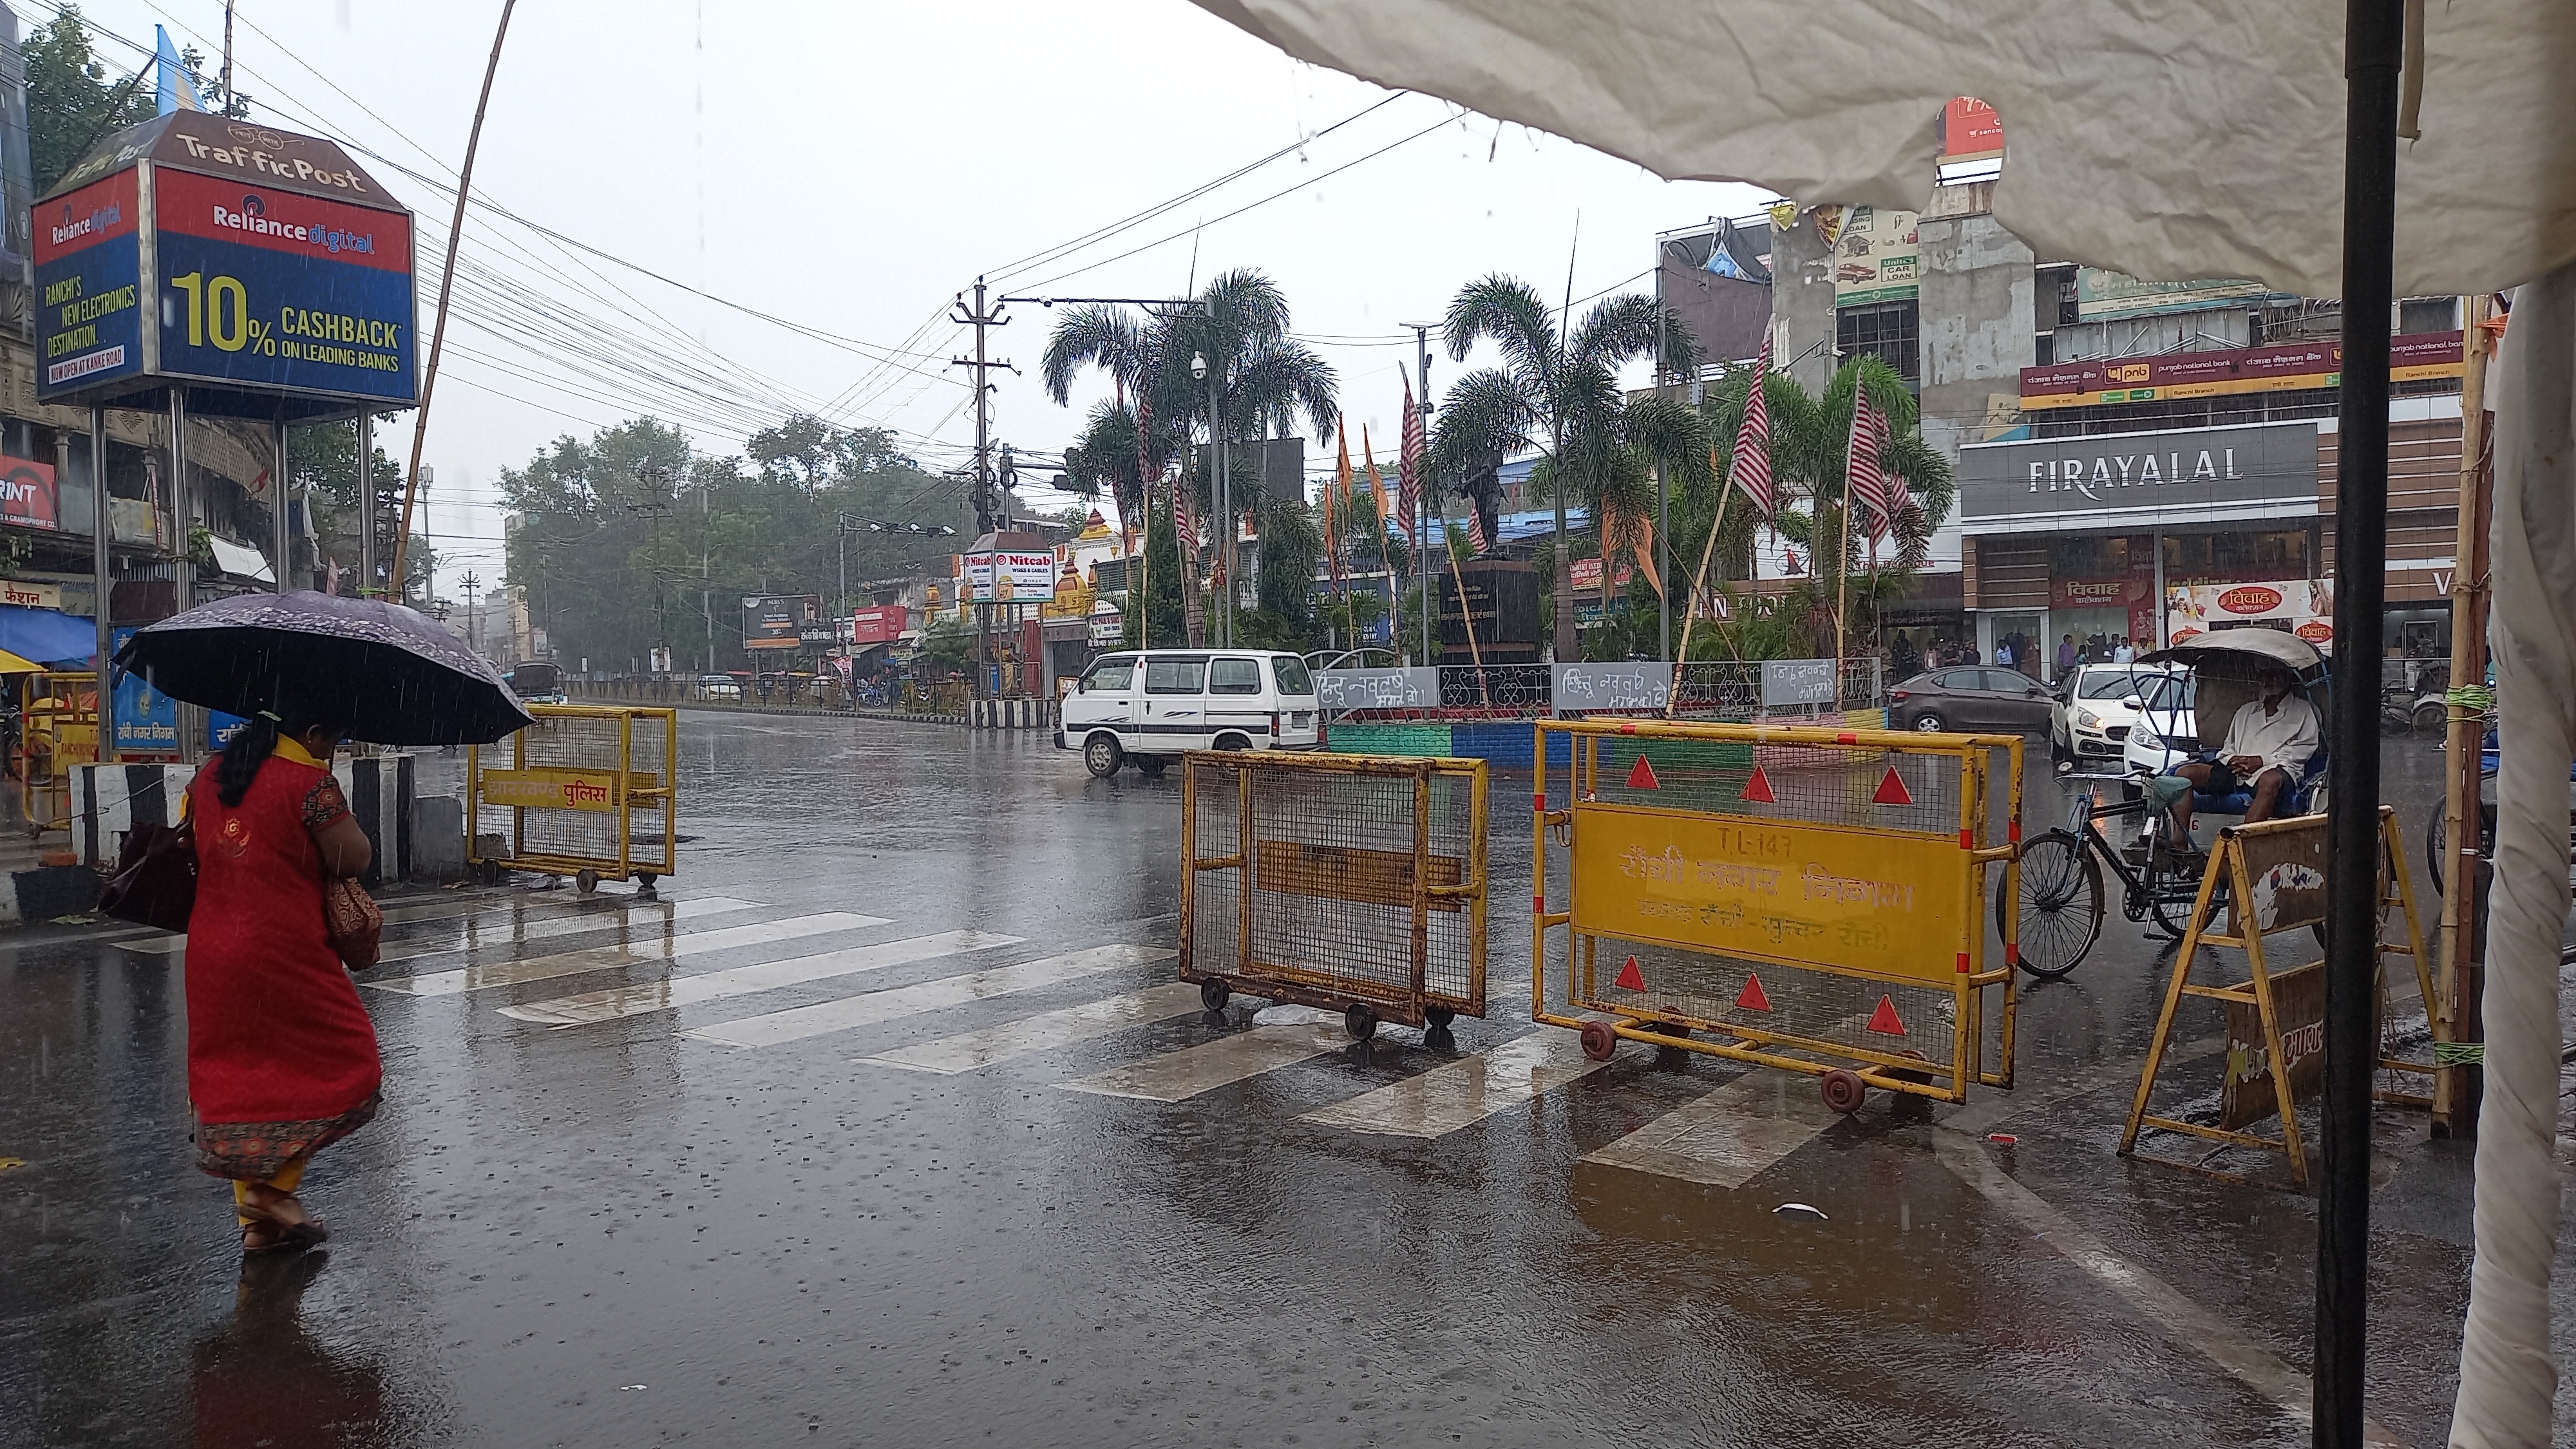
[1571,933,1963,1072]
[1184,753,1487,1023]
[482,707,676,878]
[1580,733,1965,837]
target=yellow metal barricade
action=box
[2119,807,2436,1187]
[467,705,677,892]
[1533,719,2023,1110]
[17,672,99,836]
[1179,750,1488,1041]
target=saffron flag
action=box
[1397,376,1423,538]
[1362,426,1393,541]
[1728,339,1775,517]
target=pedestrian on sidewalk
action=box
[184,689,381,1255]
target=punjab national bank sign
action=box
[34,111,417,408]
[1956,420,2318,531]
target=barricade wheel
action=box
[1819,1068,1867,1113]
[636,872,658,895]
[1578,1020,1618,1061]
[576,868,600,895]
[1343,1004,1378,1042]
[1425,1025,1457,1053]
[1425,1006,1455,1030]
[1199,978,1231,1012]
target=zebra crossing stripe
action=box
[498,928,1023,1027]
[1298,1032,1622,1138]
[368,912,885,997]
[1054,1022,1352,1103]
[373,896,763,965]
[682,944,1174,1049]
[862,981,1204,1075]
[1580,1071,1844,1188]
[116,889,712,956]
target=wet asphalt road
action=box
[3,712,2571,1448]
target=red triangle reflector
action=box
[1865,995,1907,1036]
[1735,974,1773,1012]
[1613,955,1646,991]
[1872,766,1914,806]
[1625,755,1660,790]
[1739,766,1776,804]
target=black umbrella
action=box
[113,591,535,746]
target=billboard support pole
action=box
[357,410,374,595]
[390,0,516,603]
[273,402,290,594]
[87,405,113,762]
[167,387,196,764]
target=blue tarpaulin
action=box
[0,606,99,665]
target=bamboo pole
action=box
[388,0,515,603]
[1665,480,1732,718]
[1443,520,1490,708]
[2432,292,2497,1136]
[1833,487,1854,708]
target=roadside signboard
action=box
[741,594,817,650]
[961,549,1057,603]
[1554,661,1671,712]
[1759,659,1837,707]
[33,170,144,394]
[109,625,178,754]
[1318,667,1440,713]
[851,605,905,645]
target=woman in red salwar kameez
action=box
[185,699,379,1253]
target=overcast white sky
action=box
[52,0,1775,598]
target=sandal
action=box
[237,1186,332,1249]
[241,1219,298,1254]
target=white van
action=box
[1057,649,1321,777]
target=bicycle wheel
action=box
[1998,828,2103,980]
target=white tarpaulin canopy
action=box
[1191,0,2576,297]
[1187,4,2576,1446]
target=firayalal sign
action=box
[479,768,632,813]
[1569,804,1968,987]
[34,111,417,410]
[1957,420,2318,528]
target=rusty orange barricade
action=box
[1532,718,2024,1110]
[1179,750,1488,1043]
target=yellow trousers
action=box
[232,1154,309,1226]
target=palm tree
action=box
[1043,270,1337,644]
[1678,354,1953,659]
[1428,275,1696,661]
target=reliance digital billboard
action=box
[33,111,417,412]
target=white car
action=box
[1057,649,1322,778]
[2121,681,2200,778]
[2049,663,2187,768]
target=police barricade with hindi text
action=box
[2119,806,2436,1187]
[1179,750,1488,1042]
[1532,718,2024,1110]
[467,705,677,893]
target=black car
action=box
[1885,667,2054,733]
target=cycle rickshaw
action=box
[2005,629,2333,979]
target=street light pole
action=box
[1414,324,1434,668]
[1654,253,1671,661]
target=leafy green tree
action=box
[498,413,969,672]
[1429,275,1696,661]
[26,7,243,194]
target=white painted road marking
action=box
[368,913,885,997]
[120,891,735,956]
[1300,1032,1622,1138]
[374,895,763,965]
[683,945,1174,1049]
[1582,1072,1844,1187]
[864,981,1205,1075]
[498,929,1023,1027]
[1055,1022,1351,1102]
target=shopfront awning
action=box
[205,536,277,585]
[0,605,99,665]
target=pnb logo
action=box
[48,198,121,245]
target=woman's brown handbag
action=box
[99,822,198,933]
[323,876,383,971]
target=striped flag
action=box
[1173,475,1200,556]
[1464,504,1490,556]
[1848,390,1908,544]
[1397,376,1423,538]
[1728,339,1775,517]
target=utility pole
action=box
[950,279,1012,696]
[461,570,482,658]
[1654,253,1672,661]
[629,466,674,676]
[220,1,236,111]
